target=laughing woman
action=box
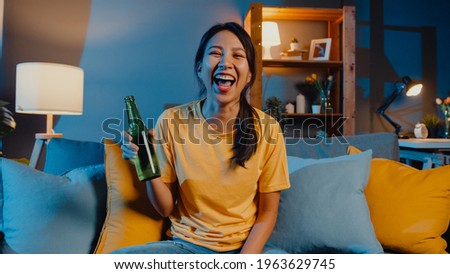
[115,22,290,254]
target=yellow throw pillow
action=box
[94,139,165,254]
[365,158,450,254]
[347,145,362,155]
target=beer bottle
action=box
[124,95,161,181]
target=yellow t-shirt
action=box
[154,99,290,252]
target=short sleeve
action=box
[155,110,177,183]
[258,119,290,193]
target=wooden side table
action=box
[398,138,450,169]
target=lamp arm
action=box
[377,110,402,135]
[376,83,405,135]
[376,83,404,113]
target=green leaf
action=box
[0,106,16,137]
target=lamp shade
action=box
[262,21,281,46]
[403,76,423,97]
[15,62,84,115]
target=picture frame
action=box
[309,38,332,61]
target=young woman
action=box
[116,22,290,254]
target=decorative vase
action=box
[311,104,321,114]
[320,96,332,114]
[285,102,295,114]
[296,94,306,114]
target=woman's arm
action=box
[121,130,177,217]
[145,178,177,217]
[240,191,281,254]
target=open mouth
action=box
[213,74,236,89]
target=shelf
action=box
[280,113,343,117]
[244,3,355,136]
[263,60,343,69]
[261,7,344,22]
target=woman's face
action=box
[197,30,252,105]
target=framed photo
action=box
[309,38,332,61]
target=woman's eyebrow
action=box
[207,45,223,50]
[232,47,245,52]
[207,45,245,52]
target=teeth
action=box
[215,74,235,81]
[214,74,236,89]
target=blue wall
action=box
[59,0,343,143]
[59,0,248,143]
[1,0,449,161]
[355,0,450,134]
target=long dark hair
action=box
[194,22,258,168]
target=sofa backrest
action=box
[44,138,105,175]
[285,132,399,161]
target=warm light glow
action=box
[406,83,423,96]
[15,62,84,115]
[15,62,85,168]
[262,21,281,59]
[262,21,281,46]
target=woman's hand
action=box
[120,131,138,160]
[122,129,175,217]
[121,129,157,160]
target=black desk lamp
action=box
[376,76,423,137]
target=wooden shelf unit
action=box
[244,3,356,136]
[281,113,343,117]
[263,60,343,68]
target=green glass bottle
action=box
[124,95,161,181]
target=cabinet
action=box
[244,3,356,136]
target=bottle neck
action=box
[125,99,145,129]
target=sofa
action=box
[1,132,449,254]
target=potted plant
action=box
[420,113,442,138]
[290,37,300,51]
[263,96,284,121]
[0,100,16,156]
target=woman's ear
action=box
[197,64,202,77]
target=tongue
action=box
[217,80,232,92]
[219,80,232,87]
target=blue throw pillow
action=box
[268,150,383,254]
[1,159,106,253]
[44,138,104,175]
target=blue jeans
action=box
[110,238,288,254]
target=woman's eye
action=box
[209,51,222,56]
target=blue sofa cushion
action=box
[1,159,106,253]
[44,138,104,175]
[269,150,383,253]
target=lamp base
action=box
[30,133,63,168]
[398,132,413,139]
[29,114,64,169]
[263,45,273,60]
[35,133,63,140]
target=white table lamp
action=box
[15,62,84,167]
[262,21,281,60]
